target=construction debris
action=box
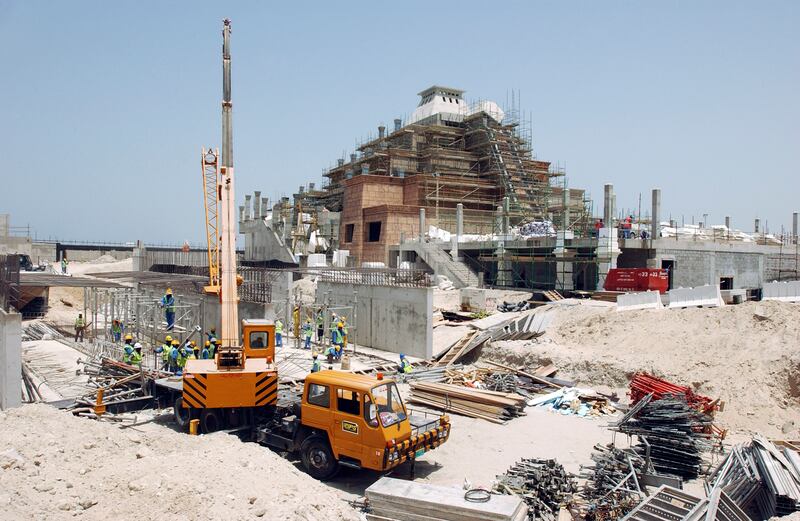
[528,387,617,418]
[492,458,576,521]
[22,321,64,341]
[616,395,713,479]
[365,477,528,521]
[575,444,646,520]
[497,300,533,313]
[707,436,800,518]
[408,381,527,424]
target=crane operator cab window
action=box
[307,383,330,408]
[371,383,407,428]
[249,331,269,349]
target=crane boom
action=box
[201,147,220,294]
[219,18,239,349]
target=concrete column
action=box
[244,194,252,221]
[793,211,798,242]
[754,218,760,234]
[0,308,22,410]
[651,189,661,239]
[132,242,147,272]
[603,184,613,226]
[419,208,426,241]
[454,203,463,259]
[562,189,571,230]
[261,198,269,218]
[253,191,262,219]
[502,197,510,236]
[238,205,245,223]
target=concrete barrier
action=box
[668,284,725,309]
[617,291,663,312]
[306,253,326,268]
[762,280,800,302]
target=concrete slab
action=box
[366,477,527,521]
[0,308,22,409]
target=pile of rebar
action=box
[617,395,713,479]
[408,381,526,424]
[22,322,64,341]
[574,444,646,520]
[493,458,576,521]
[68,356,167,417]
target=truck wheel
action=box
[200,408,222,433]
[300,436,339,481]
[174,396,191,430]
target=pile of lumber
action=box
[408,381,527,424]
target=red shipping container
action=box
[603,268,669,294]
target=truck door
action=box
[331,386,364,462]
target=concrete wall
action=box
[240,219,296,264]
[60,249,131,262]
[0,308,22,409]
[654,247,763,289]
[318,281,432,358]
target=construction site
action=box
[2,13,800,521]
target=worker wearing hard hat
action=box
[207,339,217,358]
[169,339,181,373]
[275,319,283,347]
[111,319,123,342]
[311,353,321,373]
[315,309,324,343]
[331,322,345,360]
[131,343,143,366]
[206,327,217,344]
[159,288,176,330]
[201,341,211,360]
[340,317,348,347]
[122,334,134,363]
[398,353,413,374]
[302,319,313,349]
[155,335,172,371]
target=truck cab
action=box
[261,371,450,480]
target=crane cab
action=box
[242,319,275,362]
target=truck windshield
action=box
[371,383,406,428]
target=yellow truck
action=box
[256,370,450,480]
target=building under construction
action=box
[240,86,600,289]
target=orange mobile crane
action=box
[169,19,450,480]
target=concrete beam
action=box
[651,188,661,239]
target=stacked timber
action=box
[408,381,526,424]
[366,477,527,521]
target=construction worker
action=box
[184,341,196,362]
[315,309,324,343]
[311,353,321,373]
[398,353,413,374]
[208,338,217,359]
[175,341,189,375]
[74,313,85,342]
[302,319,313,349]
[156,335,172,371]
[131,342,143,366]
[122,335,134,364]
[110,319,123,342]
[169,339,180,373]
[206,327,217,343]
[331,322,345,359]
[201,341,210,360]
[340,317,349,347]
[292,306,300,339]
[60,256,68,275]
[160,288,176,330]
[275,319,283,347]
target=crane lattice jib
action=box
[201,148,221,291]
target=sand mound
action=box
[482,301,800,437]
[0,404,359,521]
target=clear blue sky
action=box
[1,1,797,244]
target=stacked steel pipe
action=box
[629,372,718,415]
